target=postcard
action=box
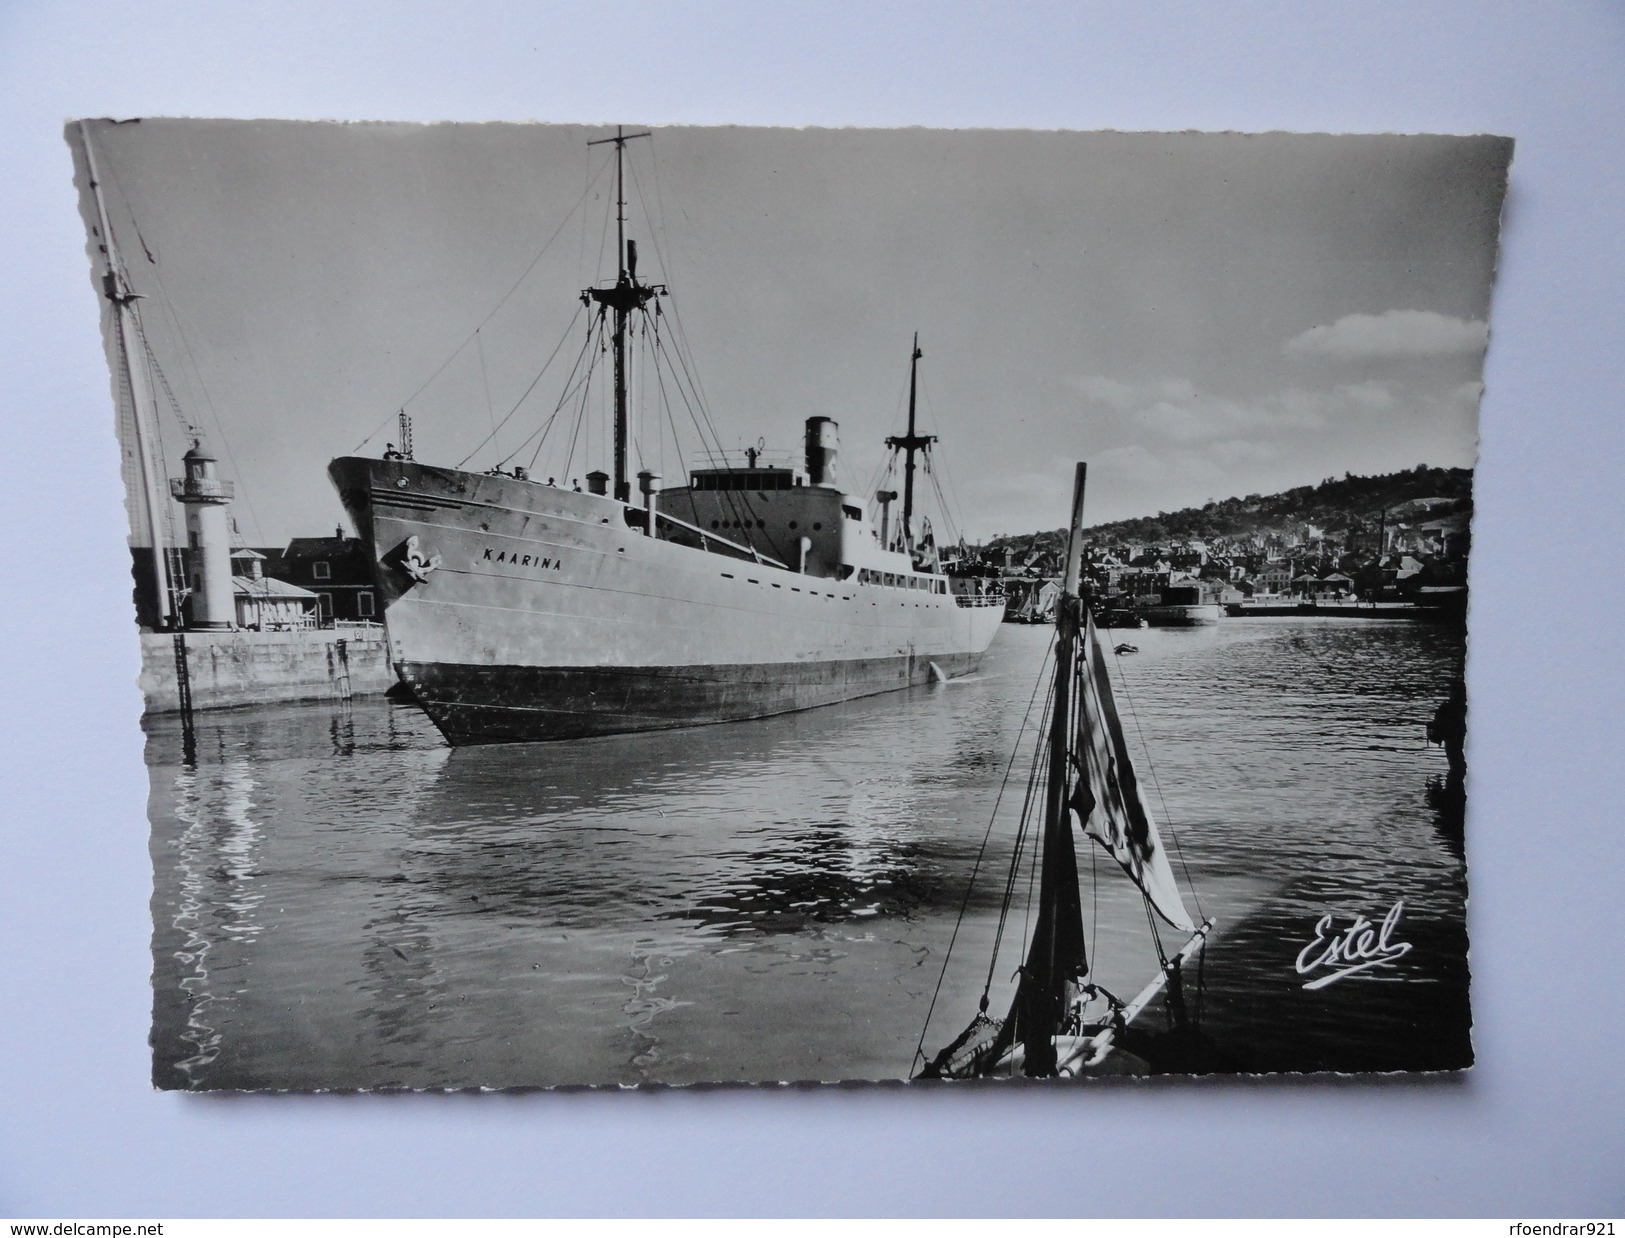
[69,119,1507,1087]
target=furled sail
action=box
[1069,612,1195,931]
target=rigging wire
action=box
[911,632,1057,1065]
[916,375,969,544]
[97,158,271,545]
[988,655,1059,996]
[1015,759,1048,1003]
[508,324,600,471]
[455,304,588,468]
[352,156,611,455]
[516,315,603,476]
[1089,818,1101,980]
[476,328,497,438]
[646,309,780,544]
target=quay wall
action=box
[138,628,396,713]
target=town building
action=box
[265,529,380,623]
[231,548,319,630]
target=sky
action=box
[74,120,1510,545]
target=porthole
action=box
[813,522,823,531]
[788,520,798,529]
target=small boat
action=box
[1113,642,1139,655]
[915,463,1215,1080]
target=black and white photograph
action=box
[72,118,1508,1089]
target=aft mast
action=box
[886,334,936,556]
[583,126,664,503]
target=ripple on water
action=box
[147,619,1470,1086]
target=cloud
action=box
[1283,310,1488,358]
[1075,376,1196,412]
[1071,374,1387,443]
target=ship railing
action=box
[953,594,1007,609]
[651,509,790,571]
[688,448,797,470]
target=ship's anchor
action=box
[401,535,442,583]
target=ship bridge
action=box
[688,465,797,492]
[656,419,928,582]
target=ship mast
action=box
[886,334,936,555]
[584,126,663,503]
[79,121,175,629]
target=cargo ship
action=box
[330,127,1003,745]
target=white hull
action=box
[331,457,1003,743]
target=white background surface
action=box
[1,0,1621,1217]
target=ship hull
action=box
[401,650,987,743]
[330,457,1003,744]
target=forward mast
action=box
[582,126,665,504]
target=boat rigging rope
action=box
[1013,762,1047,1001]
[911,631,1057,1068]
[988,648,1058,994]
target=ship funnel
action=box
[805,417,839,487]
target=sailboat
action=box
[917,462,1215,1079]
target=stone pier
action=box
[138,627,396,713]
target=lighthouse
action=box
[169,441,236,629]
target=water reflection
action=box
[147,618,1472,1087]
[163,758,263,1085]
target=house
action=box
[264,529,380,623]
[231,548,319,630]
[1256,561,1294,594]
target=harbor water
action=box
[146,618,1470,1088]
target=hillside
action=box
[980,465,1473,558]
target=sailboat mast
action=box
[80,121,174,629]
[1018,462,1089,1074]
[585,126,658,505]
[885,333,936,555]
[1047,462,1089,839]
